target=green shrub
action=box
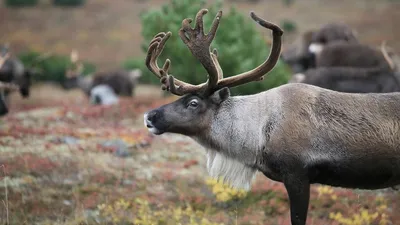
[18,51,95,83]
[4,0,38,7]
[280,19,297,34]
[124,0,290,95]
[52,0,85,6]
[282,0,295,7]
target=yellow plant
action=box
[97,198,224,225]
[328,196,391,225]
[205,177,248,202]
[317,185,337,200]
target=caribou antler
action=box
[177,9,223,95]
[0,52,10,69]
[145,9,283,96]
[66,49,84,78]
[381,41,396,70]
[215,12,283,89]
[146,32,208,95]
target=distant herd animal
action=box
[0,47,142,116]
[281,23,400,93]
[61,50,142,104]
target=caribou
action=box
[62,50,142,101]
[310,41,393,69]
[281,23,358,73]
[289,42,400,93]
[0,82,19,116]
[288,65,400,93]
[143,9,400,225]
[0,44,32,99]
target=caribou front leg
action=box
[283,174,310,225]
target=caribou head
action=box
[144,9,282,137]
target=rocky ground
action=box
[0,83,399,225]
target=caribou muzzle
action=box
[144,109,168,135]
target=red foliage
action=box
[82,192,100,209]
[183,159,198,169]
[0,153,58,176]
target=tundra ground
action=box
[0,84,399,225]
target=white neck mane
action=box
[194,91,280,190]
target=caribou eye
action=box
[188,99,199,108]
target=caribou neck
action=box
[194,91,280,166]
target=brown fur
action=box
[289,66,399,93]
[62,69,141,97]
[0,56,32,98]
[281,23,358,73]
[90,71,137,96]
[310,23,358,44]
[315,42,391,69]
[289,42,399,93]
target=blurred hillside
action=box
[0,0,399,71]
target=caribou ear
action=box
[210,87,230,105]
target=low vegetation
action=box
[0,85,398,224]
[4,0,38,7]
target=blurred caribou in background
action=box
[62,50,142,105]
[281,23,358,73]
[0,44,36,116]
[281,22,400,93]
[0,44,33,99]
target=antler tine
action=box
[177,9,223,95]
[381,41,395,70]
[215,11,283,89]
[211,48,223,80]
[145,32,170,78]
[144,9,282,96]
[145,31,201,95]
[0,52,10,69]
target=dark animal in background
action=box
[281,23,358,73]
[89,69,142,97]
[0,44,32,99]
[313,42,392,69]
[309,22,358,47]
[143,9,400,225]
[289,66,399,93]
[280,30,315,73]
[0,82,19,116]
[62,50,95,94]
[62,50,142,98]
[290,42,400,93]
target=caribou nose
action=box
[144,111,157,128]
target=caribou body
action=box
[143,9,400,225]
[0,46,32,99]
[281,23,358,73]
[62,50,142,99]
[288,42,400,93]
[0,46,30,116]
